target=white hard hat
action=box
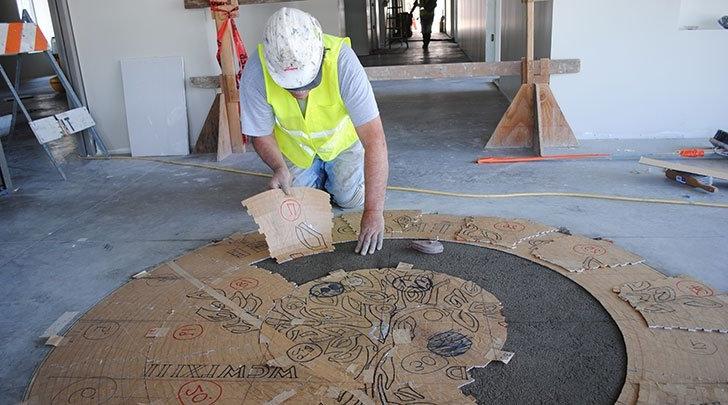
[263,8,324,90]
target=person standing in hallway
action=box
[411,0,437,49]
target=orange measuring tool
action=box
[477,154,610,164]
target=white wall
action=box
[550,0,728,139]
[457,0,487,62]
[68,0,342,154]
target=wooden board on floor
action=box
[217,92,233,161]
[194,93,221,154]
[535,83,577,150]
[639,157,728,181]
[486,84,535,148]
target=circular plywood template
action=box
[25,212,728,405]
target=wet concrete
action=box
[257,240,627,404]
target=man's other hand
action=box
[269,168,292,195]
[355,210,384,255]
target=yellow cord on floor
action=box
[83,156,728,209]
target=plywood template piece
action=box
[216,92,233,161]
[639,157,728,181]
[243,188,334,263]
[615,277,728,333]
[399,213,467,241]
[533,235,644,272]
[120,56,189,157]
[637,382,728,405]
[26,264,297,404]
[332,215,358,243]
[455,216,557,249]
[193,93,221,154]
[260,267,507,403]
[342,210,423,238]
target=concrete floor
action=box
[1,77,727,403]
[359,37,470,67]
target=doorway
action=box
[344,0,500,67]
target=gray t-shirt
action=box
[240,44,380,136]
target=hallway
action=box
[358,35,471,67]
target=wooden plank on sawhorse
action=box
[190,59,580,86]
[485,0,577,156]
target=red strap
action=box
[210,2,248,88]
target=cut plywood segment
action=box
[243,188,334,263]
[193,93,220,154]
[533,235,644,272]
[637,382,728,405]
[216,92,233,161]
[535,83,577,150]
[455,216,557,249]
[615,277,728,333]
[331,215,358,243]
[400,214,466,240]
[120,56,189,157]
[639,157,728,181]
[261,267,507,403]
[486,84,535,148]
[342,210,423,238]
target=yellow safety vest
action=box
[259,35,359,169]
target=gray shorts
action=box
[288,141,365,209]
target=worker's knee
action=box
[331,184,365,209]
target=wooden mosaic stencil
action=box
[342,209,423,238]
[532,235,644,273]
[243,188,334,263]
[260,267,507,404]
[400,213,467,240]
[455,216,557,249]
[637,382,728,405]
[614,277,728,333]
[331,215,358,243]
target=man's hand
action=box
[269,168,292,195]
[355,210,384,255]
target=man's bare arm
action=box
[355,116,389,255]
[251,135,292,194]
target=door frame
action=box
[47,0,93,155]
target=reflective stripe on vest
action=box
[260,35,359,169]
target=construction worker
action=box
[411,0,437,49]
[240,8,389,256]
